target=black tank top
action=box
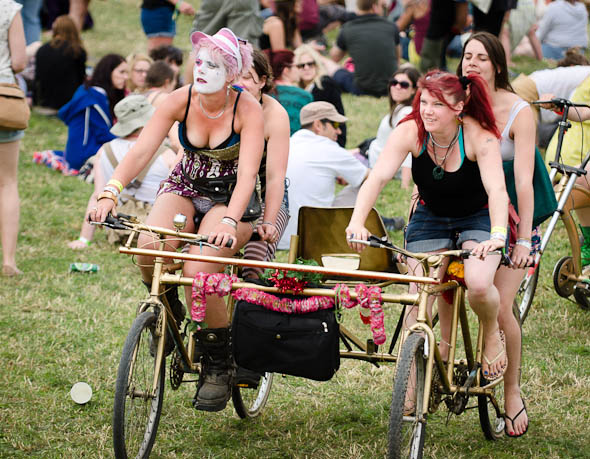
[412,127,488,217]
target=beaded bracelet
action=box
[516,238,532,250]
[106,178,123,193]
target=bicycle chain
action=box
[170,350,184,390]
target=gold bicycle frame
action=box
[116,218,501,417]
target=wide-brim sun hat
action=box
[110,94,155,137]
[190,27,243,72]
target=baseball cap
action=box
[300,101,348,126]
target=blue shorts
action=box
[0,129,24,143]
[405,203,491,252]
[141,7,176,38]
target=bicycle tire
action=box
[553,256,575,298]
[113,311,165,459]
[517,261,541,324]
[477,383,505,440]
[231,372,274,419]
[388,333,427,459]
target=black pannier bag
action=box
[231,294,340,381]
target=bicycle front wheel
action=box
[113,310,165,459]
[517,261,540,324]
[388,333,427,459]
[232,372,273,419]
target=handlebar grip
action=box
[104,214,128,230]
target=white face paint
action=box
[193,48,227,94]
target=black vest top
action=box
[412,127,488,217]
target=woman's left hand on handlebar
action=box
[90,197,117,223]
[345,223,370,253]
[208,222,237,249]
[510,243,533,270]
[471,238,505,258]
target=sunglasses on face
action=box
[321,119,340,129]
[296,61,316,69]
[390,78,411,89]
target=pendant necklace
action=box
[431,127,459,180]
[199,87,229,120]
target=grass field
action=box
[1,1,590,457]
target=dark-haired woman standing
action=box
[458,31,534,438]
[347,70,509,386]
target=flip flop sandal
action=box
[504,400,529,438]
[482,330,507,381]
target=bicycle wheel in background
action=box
[517,261,541,324]
[232,371,274,419]
[113,310,165,459]
[388,333,427,459]
[477,381,505,440]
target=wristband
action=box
[516,238,532,250]
[107,178,124,193]
[103,185,120,197]
[97,191,118,206]
[175,0,183,9]
[221,216,237,229]
[490,232,507,242]
[490,226,507,236]
[262,221,275,227]
[78,236,90,246]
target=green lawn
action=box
[1,1,590,457]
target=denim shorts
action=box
[141,7,176,38]
[405,203,491,252]
[0,129,24,143]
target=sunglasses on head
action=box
[390,78,411,89]
[321,119,340,129]
[296,61,316,69]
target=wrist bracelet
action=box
[103,185,120,197]
[490,232,507,242]
[490,226,507,236]
[262,221,275,227]
[175,0,183,9]
[221,216,237,229]
[107,178,123,193]
[97,191,118,206]
[516,238,532,250]
[78,236,90,246]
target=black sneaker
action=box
[382,216,405,231]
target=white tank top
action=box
[100,138,169,204]
[500,99,530,161]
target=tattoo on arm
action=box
[485,137,494,143]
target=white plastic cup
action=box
[70,382,93,404]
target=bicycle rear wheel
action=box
[517,261,541,324]
[232,371,274,419]
[388,333,427,459]
[113,310,165,459]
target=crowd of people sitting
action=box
[3,0,590,435]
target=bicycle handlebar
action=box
[91,213,235,248]
[532,98,590,109]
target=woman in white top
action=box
[457,31,535,438]
[0,0,26,276]
[368,66,421,189]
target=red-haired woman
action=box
[346,70,509,383]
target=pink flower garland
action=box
[232,288,335,314]
[335,284,386,345]
[191,273,238,324]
